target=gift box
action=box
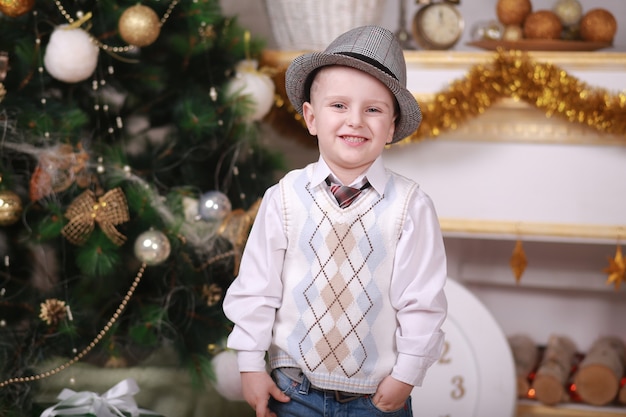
[40,378,161,417]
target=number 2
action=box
[439,341,451,364]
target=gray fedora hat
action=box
[285,25,421,144]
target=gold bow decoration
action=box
[62,187,130,246]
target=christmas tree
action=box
[0,0,281,414]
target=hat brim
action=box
[285,52,421,144]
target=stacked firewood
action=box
[509,334,626,407]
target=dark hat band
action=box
[335,52,398,81]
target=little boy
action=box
[223,25,447,417]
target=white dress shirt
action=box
[223,155,447,387]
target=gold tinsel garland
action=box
[265,49,626,143]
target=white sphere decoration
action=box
[44,25,99,83]
[198,191,231,222]
[553,0,583,27]
[134,229,171,265]
[226,60,275,122]
[211,350,245,401]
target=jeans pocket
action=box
[271,368,299,396]
[366,395,413,416]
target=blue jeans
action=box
[269,368,413,417]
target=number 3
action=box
[451,375,466,399]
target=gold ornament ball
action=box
[0,189,22,226]
[523,10,563,40]
[0,0,34,17]
[496,0,532,26]
[118,4,161,47]
[580,9,617,43]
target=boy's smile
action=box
[302,66,397,184]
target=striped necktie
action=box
[326,177,371,208]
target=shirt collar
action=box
[311,156,387,195]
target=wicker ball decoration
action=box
[523,10,563,40]
[496,0,532,26]
[579,9,617,43]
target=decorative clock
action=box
[412,0,464,50]
[410,277,517,417]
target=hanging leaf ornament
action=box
[604,245,625,291]
[510,240,528,283]
[29,144,91,201]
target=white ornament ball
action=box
[44,25,99,83]
[553,0,583,27]
[226,60,275,122]
[134,229,171,265]
[198,191,231,222]
[211,350,244,401]
[503,25,524,41]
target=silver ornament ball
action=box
[198,191,231,222]
[134,229,171,265]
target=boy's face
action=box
[302,66,397,183]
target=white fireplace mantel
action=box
[388,50,626,244]
[385,51,626,417]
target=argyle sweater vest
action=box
[269,164,417,394]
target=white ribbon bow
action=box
[40,378,158,417]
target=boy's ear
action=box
[386,116,397,144]
[302,102,317,136]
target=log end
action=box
[573,365,619,406]
[532,374,566,406]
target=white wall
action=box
[221,0,626,52]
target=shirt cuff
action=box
[236,350,268,373]
[392,352,436,387]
